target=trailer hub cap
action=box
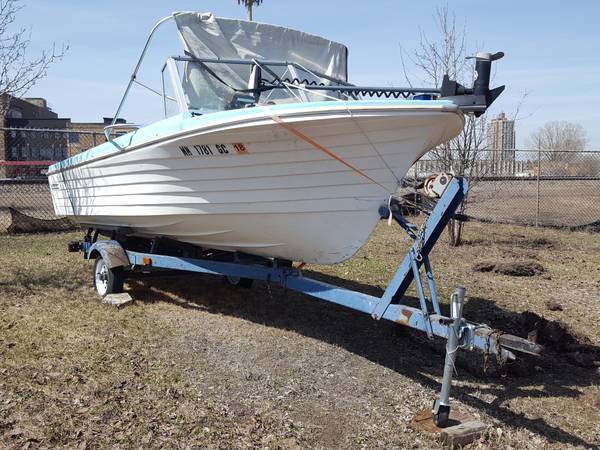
[94,259,109,296]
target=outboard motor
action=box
[472,51,505,113]
[440,51,505,116]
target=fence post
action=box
[535,147,541,227]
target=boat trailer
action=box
[69,176,542,426]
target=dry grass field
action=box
[0,221,599,449]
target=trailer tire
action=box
[224,275,254,289]
[93,256,124,297]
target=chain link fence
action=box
[1,126,599,234]
[408,149,600,230]
[0,127,112,233]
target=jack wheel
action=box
[93,256,124,297]
[432,402,451,427]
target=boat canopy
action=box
[173,12,349,112]
[108,13,504,127]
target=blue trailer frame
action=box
[73,176,541,426]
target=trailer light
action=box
[142,256,152,266]
[67,241,82,252]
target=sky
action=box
[22,0,600,148]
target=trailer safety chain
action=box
[414,222,427,261]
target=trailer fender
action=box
[86,240,130,269]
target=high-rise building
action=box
[486,112,516,175]
[486,112,516,162]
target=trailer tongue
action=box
[70,176,542,426]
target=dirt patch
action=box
[464,236,555,250]
[517,237,554,249]
[473,261,545,277]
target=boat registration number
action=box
[179,143,248,157]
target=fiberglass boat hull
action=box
[48,100,464,264]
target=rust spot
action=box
[396,309,413,325]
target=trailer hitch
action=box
[498,332,544,357]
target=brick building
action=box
[0,96,69,177]
[66,117,127,155]
[0,95,129,178]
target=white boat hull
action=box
[49,102,464,264]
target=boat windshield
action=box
[173,12,349,113]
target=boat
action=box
[48,12,504,264]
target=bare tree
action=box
[0,0,67,117]
[237,0,263,21]
[528,120,587,162]
[401,5,488,246]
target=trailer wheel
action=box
[224,275,254,289]
[93,256,124,296]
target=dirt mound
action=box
[519,311,600,368]
[473,261,545,277]
[6,207,75,233]
[571,219,600,233]
[444,301,600,376]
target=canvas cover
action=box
[173,12,349,112]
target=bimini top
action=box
[173,12,349,112]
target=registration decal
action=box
[179,143,248,157]
[232,143,248,154]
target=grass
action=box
[0,221,599,449]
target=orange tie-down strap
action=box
[268,112,389,191]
